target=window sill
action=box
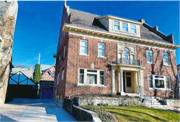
[77,84,106,88]
[97,56,106,59]
[78,54,89,57]
[147,62,154,64]
[163,64,171,67]
[149,88,172,91]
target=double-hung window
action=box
[61,69,64,80]
[148,74,153,88]
[57,73,60,85]
[163,53,169,65]
[113,20,120,30]
[130,24,136,33]
[98,43,105,57]
[79,69,84,84]
[122,22,128,32]
[80,40,88,55]
[146,50,153,63]
[100,71,105,85]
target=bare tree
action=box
[14,64,25,68]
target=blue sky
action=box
[13,1,179,68]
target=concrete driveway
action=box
[0,98,76,122]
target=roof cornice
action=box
[96,15,142,25]
[62,23,180,49]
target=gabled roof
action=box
[11,68,33,79]
[40,64,55,82]
[69,8,170,44]
[0,1,10,19]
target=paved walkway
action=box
[0,98,76,122]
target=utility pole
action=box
[38,54,40,64]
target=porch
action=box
[110,58,146,97]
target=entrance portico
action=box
[111,64,145,96]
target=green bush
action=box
[83,105,115,122]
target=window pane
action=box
[80,69,84,73]
[81,41,87,46]
[87,70,97,73]
[130,24,136,29]
[122,23,128,32]
[79,75,84,83]
[98,49,104,56]
[149,80,153,88]
[100,71,104,75]
[130,28,136,33]
[114,21,119,25]
[98,43,104,49]
[114,25,120,30]
[80,46,87,54]
[155,80,164,88]
[126,72,131,75]
[148,75,152,79]
[87,74,97,84]
[127,77,131,87]
[100,76,104,85]
[155,76,164,78]
[166,81,170,89]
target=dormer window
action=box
[122,22,128,32]
[130,24,136,33]
[113,20,120,30]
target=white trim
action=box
[96,15,142,25]
[63,24,180,49]
[69,32,176,51]
[97,56,106,59]
[78,54,89,56]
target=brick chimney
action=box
[166,34,174,44]
[29,66,33,70]
[139,19,145,23]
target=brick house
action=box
[54,2,180,100]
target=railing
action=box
[110,58,140,66]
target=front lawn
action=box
[101,106,180,121]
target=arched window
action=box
[124,48,129,60]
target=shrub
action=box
[83,105,115,122]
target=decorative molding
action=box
[63,23,179,49]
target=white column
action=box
[120,69,125,95]
[134,72,138,93]
[137,70,140,93]
[118,71,121,92]
[111,67,116,94]
[140,70,144,86]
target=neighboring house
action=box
[6,66,36,101]
[54,2,180,100]
[40,64,52,75]
[0,0,18,105]
[177,64,180,98]
[39,64,55,99]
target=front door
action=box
[123,71,133,93]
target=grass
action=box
[99,106,180,121]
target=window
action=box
[148,74,171,89]
[146,50,153,63]
[63,46,66,58]
[78,69,105,86]
[148,75,153,88]
[113,20,120,30]
[98,43,105,57]
[127,77,131,87]
[122,22,128,32]
[124,48,129,60]
[79,69,84,84]
[59,54,61,61]
[100,71,105,85]
[57,73,60,85]
[166,76,170,89]
[61,70,64,80]
[163,53,169,65]
[80,40,88,55]
[130,24,136,33]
